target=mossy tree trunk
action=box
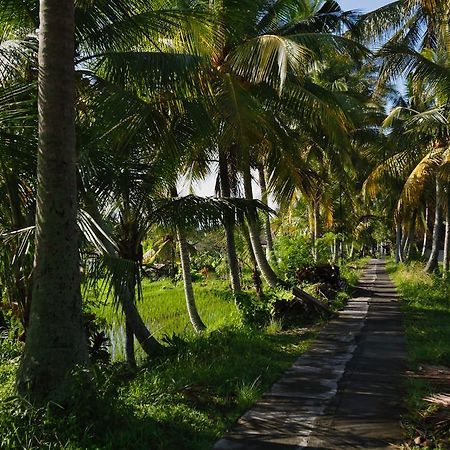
[17,0,89,404]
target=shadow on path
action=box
[214,259,407,450]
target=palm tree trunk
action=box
[241,157,330,314]
[176,226,206,332]
[395,221,402,263]
[125,319,136,369]
[218,150,241,295]
[17,0,89,403]
[443,184,450,275]
[82,193,162,358]
[241,222,263,298]
[425,178,442,273]
[312,202,319,262]
[421,204,429,257]
[257,164,274,262]
[242,162,279,287]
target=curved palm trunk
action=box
[82,194,162,358]
[17,0,89,403]
[241,159,330,314]
[425,178,442,274]
[405,213,417,261]
[176,226,206,332]
[125,319,136,369]
[257,165,274,262]
[219,150,242,295]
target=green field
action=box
[89,278,241,361]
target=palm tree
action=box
[16,0,89,404]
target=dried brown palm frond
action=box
[424,393,450,407]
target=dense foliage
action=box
[1,0,450,447]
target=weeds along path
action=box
[214,259,407,450]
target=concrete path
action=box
[214,259,407,450]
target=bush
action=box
[274,235,314,282]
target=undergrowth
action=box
[0,326,315,449]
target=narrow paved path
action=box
[214,259,407,450]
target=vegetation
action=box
[388,262,450,448]
[1,0,450,447]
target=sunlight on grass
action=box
[387,261,450,447]
[89,278,241,361]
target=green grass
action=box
[89,278,241,360]
[0,261,365,449]
[0,326,316,449]
[386,261,450,448]
[0,276,319,449]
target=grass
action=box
[0,326,316,449]
[386,261,450,448]
[0,260,365,449]
[89,278,241,360]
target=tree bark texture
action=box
[17,0,89,403]
[176,226,206,332]
[425,178,442,273]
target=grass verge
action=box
[386,261,450,449]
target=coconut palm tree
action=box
[16,0,90,404]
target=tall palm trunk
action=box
[311,202,319,262]
[219,150,242,295]
[257,164,274,262]
[443,184,450,275]
[17,0,89,403]
[241,157,329,314]
[176,226,206,332]
[242,161,279,287]
[405,213,417,261]
[170,187,206,332]
[421,204,429,257]
[425,178,442,273]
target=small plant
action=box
[236,376,262,410]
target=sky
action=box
[339,0,392,11]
